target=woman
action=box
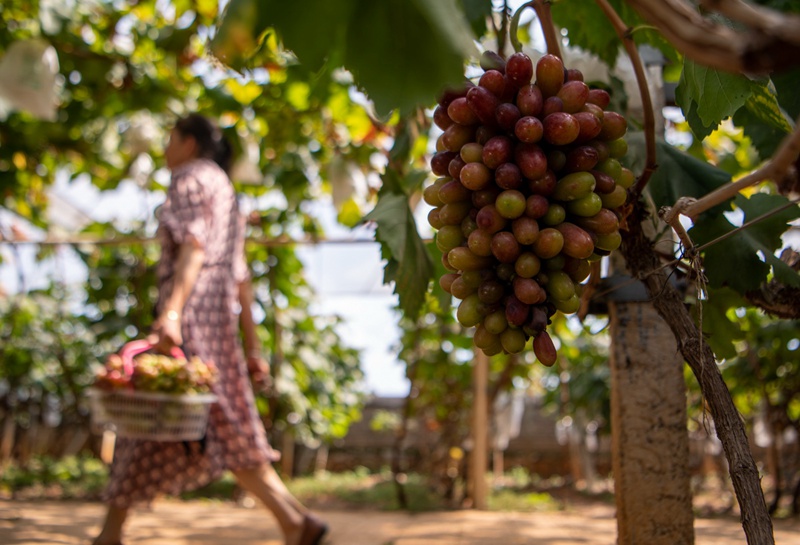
[92,114,328,545]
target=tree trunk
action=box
[610,299,695,544]
[621,209,775,544]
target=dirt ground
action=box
[2,498,800,545]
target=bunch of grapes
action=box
[94,352,218,394]
[426,50,632,366]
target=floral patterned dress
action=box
[104,158,278,508]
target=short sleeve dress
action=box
[104,158,278,508]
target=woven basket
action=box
[87,388,217,441]
[87,340,217,441]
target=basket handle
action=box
[119,340,186,377]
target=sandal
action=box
[299,513,328,545]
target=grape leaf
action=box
[689,194,800,293]
[215,0,476,115]
[623,132,732,217]
[550,0,625,66]
[674,87,717,141]
[745,80,794,133]
[771,68,800,120]
[732,107,785,161]
[676,60,754,136]
[459,0,493,39]
[344,0,476,115]
[209,0,266,70]
[364,171,434,319]
[729,79,793,160]
[256,0,357,71]
[428,239,454,313]
[700,287,747,360]
[550,0,677,67]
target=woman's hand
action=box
[246,353,272,393]
[149,310,183,354]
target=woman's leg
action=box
[232,465,305,544]
[91,505,128,545]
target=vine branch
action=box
[593,0,657,198]
[699,0,800,48]
[626,0,800,74]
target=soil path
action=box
[2,498,800,544]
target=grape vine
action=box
[426,49,630,366]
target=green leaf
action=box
[771,67,800,120]
[210,0,266,70]
[733,106,785,160]
[690,213,768,292]
[551,0,621,66]
[258,0,357,70]
[676,60,754,135]
[427,240,453,313]
[623,132,732,216]
[336,197,363,228]
[413,0,478,58]
[699,288,747,360]
[364,172,434,319]
[550,0,677,67]
[674,88,716,141]
[689,194,800,292]
[459,0,492,39]
[344,0,475,115]
[744,79,794,134]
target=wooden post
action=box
[493,448,504,485]
[472,347,489,510]
[281,428,295,478]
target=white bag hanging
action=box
[123,111,162,155]
[0,39,60,121]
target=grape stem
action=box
[510,1,562,59]
[592,0,656,200]
[491,0,510,58]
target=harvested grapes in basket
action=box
[93,351,218,394]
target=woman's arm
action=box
[150,241,205,352]
[238,277,259,356]
[238,278,271,390]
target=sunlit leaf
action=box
[224,79,262,105]
[336,197,362,228]
[744,79,793,134]
[285,81,310,111]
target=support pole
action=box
[472,347,489,510]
